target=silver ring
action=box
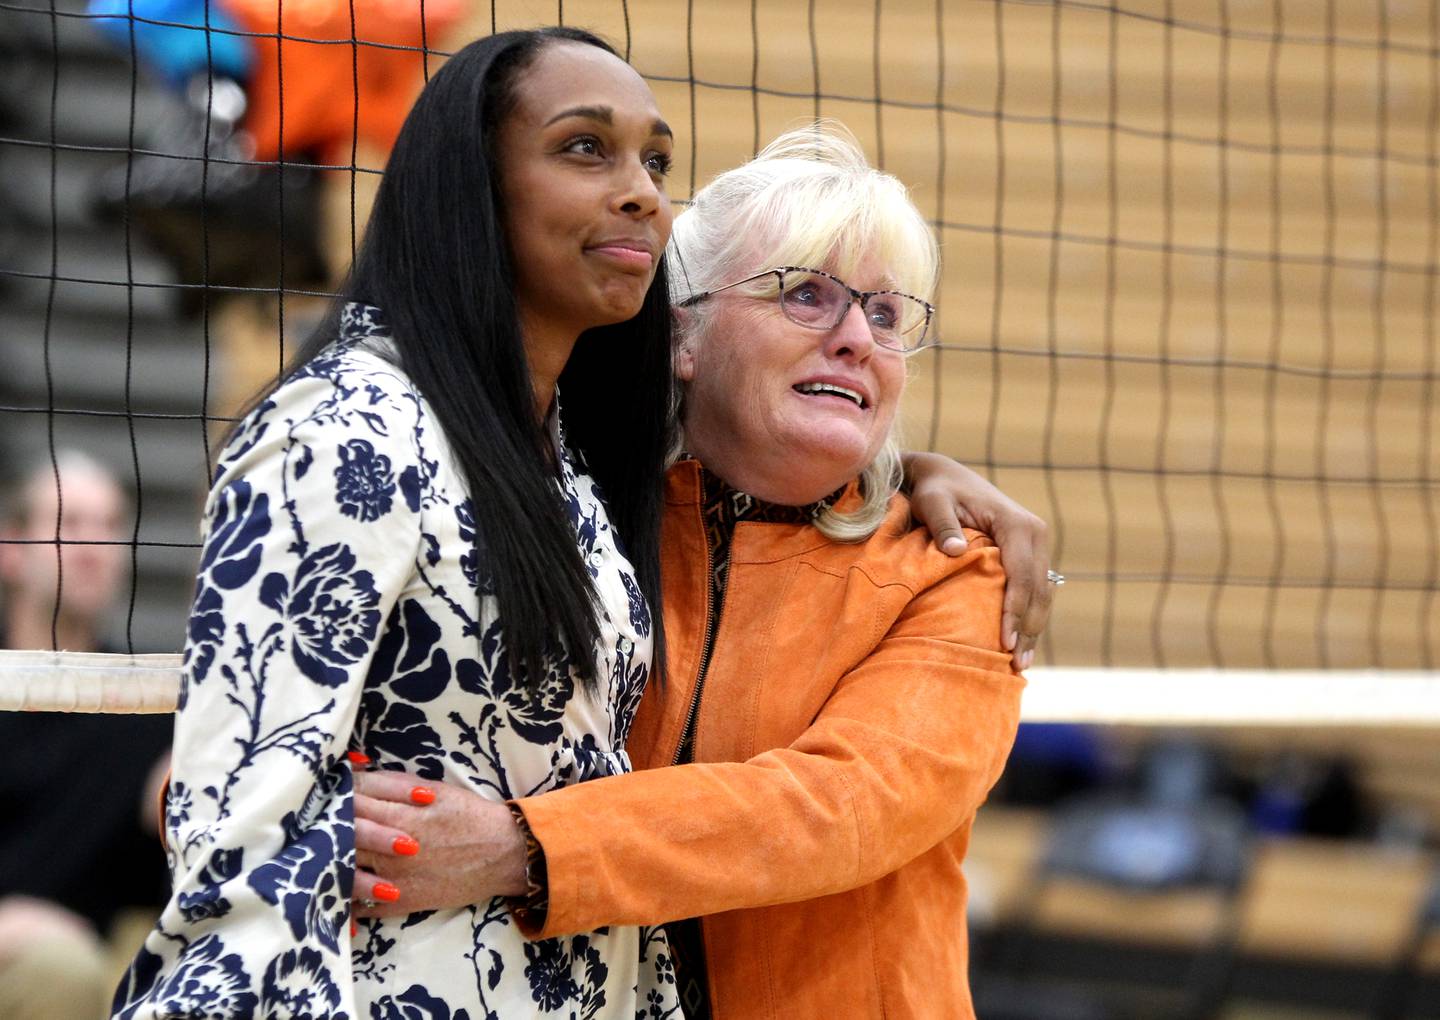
[357,898,378,910]
[1047,570,1066,586]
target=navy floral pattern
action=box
[113,935,258,1020]
[261,947,344,1019]
[335,439,397,522]
[113,303,676,1019]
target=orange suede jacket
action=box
[516,460,1025,1018]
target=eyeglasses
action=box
[678,266,936,353]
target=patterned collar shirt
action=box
[113,303,679,1019]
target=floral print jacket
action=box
[112,303,678,1020]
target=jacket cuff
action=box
[511,782,599,938]
[504,801,549,936]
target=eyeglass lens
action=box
[777,271,927,349]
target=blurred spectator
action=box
[88,0,254,88]
[87,0,467,432]
[0,451,170,1020]
[224,0,464,166]
[0,450,128,651]
[994,722,1111,806]
[88,0,463,295]
[1248,751,1370,840]
[88,0,326,296]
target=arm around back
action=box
[518,533,1025,939]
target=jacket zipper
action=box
[669,505,720,1016]
[672,508,719,767]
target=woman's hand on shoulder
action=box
[902,450,1053,671]
[352,768,528,918]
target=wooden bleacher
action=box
[968,803,1440,995]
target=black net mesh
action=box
[0,0,1435,670]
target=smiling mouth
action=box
[794,382,867,409]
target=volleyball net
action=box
[0,0,1436,723]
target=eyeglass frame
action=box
[677,265,937,353]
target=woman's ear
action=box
[672,306,698,382]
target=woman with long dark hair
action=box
[112,28,683,1018]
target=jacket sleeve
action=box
[517,541,1025,938]
[111,359,422,1020]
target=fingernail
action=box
[942,536,966,556]
[347,751,371,766]
[1004,630,1018,651]
[1020,650,1034,671]
[409,786,436,806]
[393,836,420,856]
[350,919,358,937]
[373,881,401,903]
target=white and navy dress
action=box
[112,303,680,1020]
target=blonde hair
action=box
[670,123,938,542]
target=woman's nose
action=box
[821,301,878,360]
[614,157,662,218]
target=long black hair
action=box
[274,28,673,690]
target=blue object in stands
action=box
[88,0,253,88]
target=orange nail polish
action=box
[393,836,420,856]
[409,786,436,805]
[373,881,401,903]
[347,751,371,766]
[350,919,358,937]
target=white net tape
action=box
[0,649,185,714]
[2,651,1437,726]
[1022,668,1440,728]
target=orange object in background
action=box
[220,0,464,164]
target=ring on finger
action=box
[1046,570,1065,586]
[357,898,378,910]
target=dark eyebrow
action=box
[543,105,674,141]
[544,105,613,127]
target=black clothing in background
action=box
[0,710,171,932]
